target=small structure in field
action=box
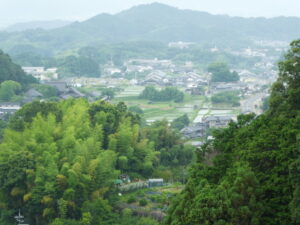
[148,178,164,188]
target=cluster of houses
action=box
[181,115,236,139]
[209,82,246,95]
[68,54,274,102]
[0,81,87,121]
[45,81,85,99]
[101,56,271,99]
[22,67,58,81]
[139,70,209,92]
[0,102,21,120]
[103,58,196,77]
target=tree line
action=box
[139,86,184,103]
[0,99,194,225]
[164,40,300,225]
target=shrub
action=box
[139,199,148,206]
[127,196,137,204]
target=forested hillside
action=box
[164,40,300,224]
[0,50,36,85]
[1,3,300,54]
[0,99,194,225]
[4,20,72,32]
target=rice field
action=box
[113,86,241,124]
[113,87,206,123]
[193,109,240,123]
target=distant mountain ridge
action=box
[1,3,300,53]
[4,20,72,32]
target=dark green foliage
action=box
[0,99,194,224]
[78,46,109,65]
[127,196,137,204]
[81,199,114,224]
[140,86,184,102]
[165,40,300,225]
[139,199,148,206]
[0,80,22,101]
[141,120,194,167]
[208,62,240,82]
[0,120,7,139]
[171,114,190,130]
[0,50,36,85]
[160,145,194,167]
[89,101,139,148]
[9,101,62,131]
[101,88,115,99]
[141,120,180,151]
[289,158,300,224]
[128,106,144,114]
[32,84,58,98]
[211,91,240,106]
[261,96,270,112]
[51,218,81,225]
[8,44,53,67]
[58,55,100,78]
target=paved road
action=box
[240,93,265,115]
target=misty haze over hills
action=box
[3,20,73,32]
[1,3,300,53]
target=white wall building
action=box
[22,67,58,81]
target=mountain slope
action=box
[0,50,36,85]
[4,20,72,32]
[1,3,300,53]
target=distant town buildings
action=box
[22,67,58,81]
[202,115,234,129]
[181,115,236,139]
[44,81,85,99]
[0,102,21,120]
[168,41,194,49]
[181,122,206,139]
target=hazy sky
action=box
[1,0,300,28]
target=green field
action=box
[112,85,241,124]
[112,86,206,123]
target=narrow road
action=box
[240,93,265,115]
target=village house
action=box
[103,66,122,76]
[23,88,44,103]
[203,115,234,129]
[45,81,85,99]
[0,102,21,120]
[180,122,206,138]
[185,85,205,95]
[22,67,58,81]
[176,72,207,86]
[210,82,245,94]
[139,71,171,86]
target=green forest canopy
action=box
[211,90,240,106]
[208,62,240,83]
[139,86,184,103]
[0,100,194,225]
[164,40,300,225]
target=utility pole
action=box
[14,210,29,225]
